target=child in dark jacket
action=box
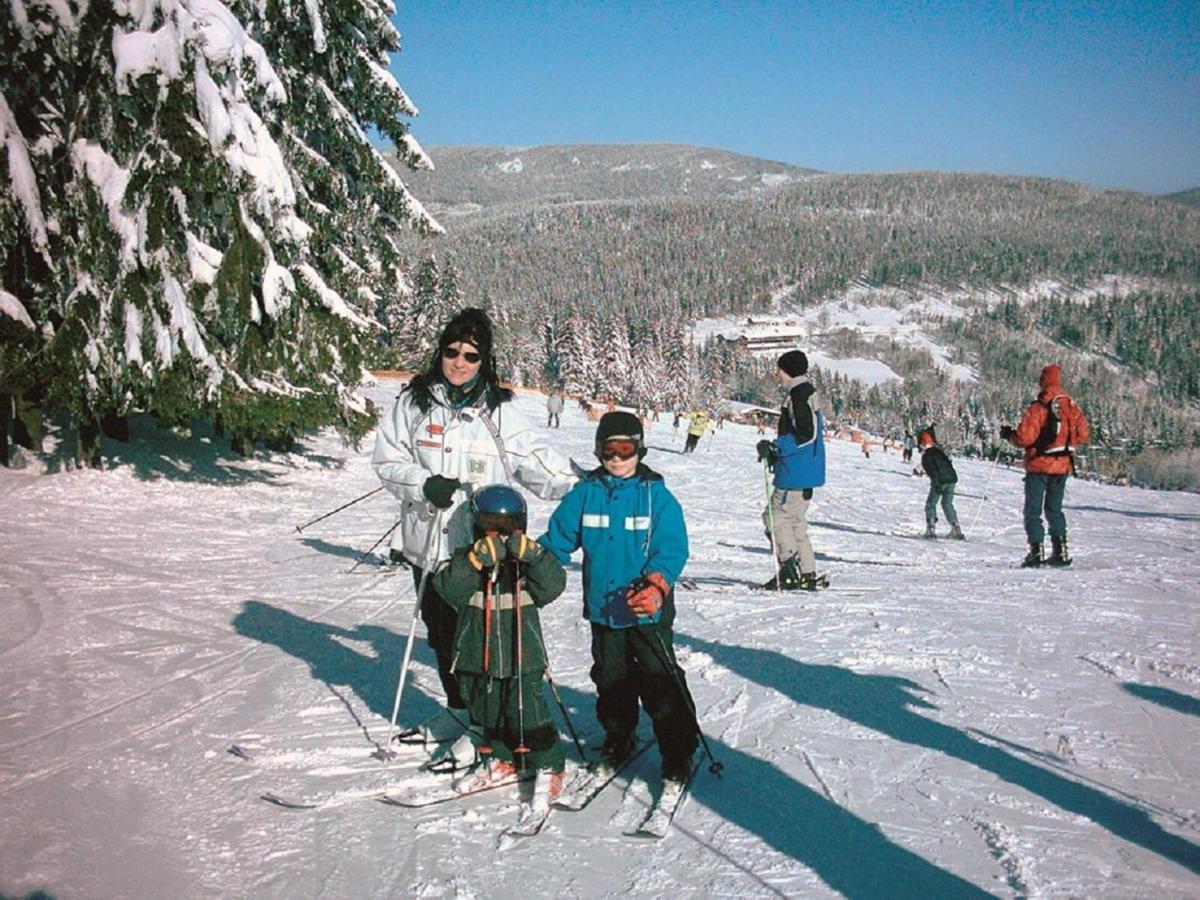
[540,411,698,786]
[431,485,568,808]
[918,430,964,539]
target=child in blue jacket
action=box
[540,411,698,784]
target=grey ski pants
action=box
[764,488,815,574]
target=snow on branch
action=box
[355,46,418,116]
[304,0,327,53]
[294,263,370,328]
[70,140,139,267]
[1,92,50,256]
[1,289,36,329]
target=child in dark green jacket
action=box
[431,485,568,806]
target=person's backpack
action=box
[1034,394,1081,457]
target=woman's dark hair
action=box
[407,307,513,412]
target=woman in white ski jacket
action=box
[371,308,575,756]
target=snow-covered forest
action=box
[1,384,1198,897]
[1,0,438,465]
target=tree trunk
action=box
[101,410,130,442]
[0,394,10,468]
[77,417,102,469]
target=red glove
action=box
[627,572,670,616]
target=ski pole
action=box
[379,513,441,760]
[532,626,587,761]
[346,518,402,574]
[970,454,1001,530]
[512,558,530,765]
[295,486,383,533]
[650,628,724,777]
[763,459,782,593]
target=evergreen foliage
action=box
[1,0,437,465]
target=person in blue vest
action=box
[539,411,698,786]
[756,350,826,590]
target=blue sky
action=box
[389,1,1199,194]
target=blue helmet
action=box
[470,484,527,535]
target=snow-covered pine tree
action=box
[0,0,439,465]
[558,314,603,401]
[599,313,633,403]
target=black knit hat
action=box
[778,350,808,377]
[594,411,646,459]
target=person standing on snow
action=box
[545,392,564,428]
[917,430,964,539]
[431,486,568,808]
[1001,363,1090,567]
[756,350,826,590]
[902,431,916,464]
[539,411,698,787]
[372,308,575,766]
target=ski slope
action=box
[1,380,1197,898]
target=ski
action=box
[377,770,533,809]
[552,737,657,811]
[678,576,879,595]
[261,777,425,810]
[623,758,703,839]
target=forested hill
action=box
[390,144,820,214]
[1164,187,1200,208]
[379,144,1200,487]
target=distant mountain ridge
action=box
[390,143,820,214]
[1163,187,1200,207]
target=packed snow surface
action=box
[1,382,1198,898]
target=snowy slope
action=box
[1,382,1198,898]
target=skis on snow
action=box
[623,758,703,839]
[677,574,880,595]
[553,737,656,811]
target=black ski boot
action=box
[948,524,965,541]
[796,572,828,591]
[762,556,803,590]
[923,521,938,539]
[1048,537,1072,567]
[1021,543,1044,568]
[600,732,635,768]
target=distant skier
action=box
[539,411,698,787]
[1001,364,1090,567]
[433,486,568,806]
[902,431,916,463]
[917,431,964,539]
[546,392,564,428]
[756,350,826,590]
[683,411,710,453]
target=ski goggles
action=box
[442,346,481,363]
[475,512,525,535]
[600,438,639,460]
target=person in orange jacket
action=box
[1001,364,1090,567]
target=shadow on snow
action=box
[679,634,1200,878]
[1122,682,1200,718]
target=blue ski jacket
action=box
[539,464,688,629]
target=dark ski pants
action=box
[684,433,700,453]
[1023,472,1068,545]
[412,566,465,710]
[590,621,698,770]
[547,413,560,428]
[457,671,564,772]
[925,483,960,527]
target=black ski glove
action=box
[756,439,778,464]
[506,532,545,562]
[999,425,1016,442]
[422,474,462,509]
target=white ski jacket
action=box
[372,383,575,570]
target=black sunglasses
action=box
[442,347,481,363]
